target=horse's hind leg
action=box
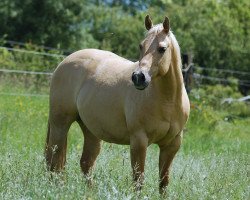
[45,114,73,172]
[77,120,101,177]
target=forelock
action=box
[146,24,163,36]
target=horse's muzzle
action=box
[131,72,149,90]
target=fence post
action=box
[182,53,193,93]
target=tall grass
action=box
[0,87,249,199]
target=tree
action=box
[0,0,249,73]
[0,0,99,50]
[154,0,250,71]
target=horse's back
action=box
[53,49,133,82]
[64,49,130,63]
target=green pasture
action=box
[0,86,249,199]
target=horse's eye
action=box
[139,44,143,50]
[158,47,167,54]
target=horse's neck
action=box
[157,63,184,104]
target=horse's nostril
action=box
[139,73,145,82]
[132,72,136,83]
[132,72,146,84]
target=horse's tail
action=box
[45,120,50,153]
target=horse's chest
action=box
[135,104,184,143]
[150,121,170,143]
[143,117,171,143]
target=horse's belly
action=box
[77,84,130,144]
[81,112,130,144]
[89,123,130,144]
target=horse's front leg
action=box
[158,133,182,194]
[130,131,148,191]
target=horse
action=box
[45,15,190,194]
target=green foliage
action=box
[0,0,99,50]
[228,101,250,118]
[0,46,62,71]
[189,84,250,133]
[158,0,250,71]
[0,0,249,70]
[88,6,145,59]
[0,48,15,68]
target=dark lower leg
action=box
[45,122,71,172]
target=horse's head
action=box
[132,15,173,90]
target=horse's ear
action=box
[145,15,153,30]
[163,16,170,33]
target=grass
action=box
[0,87,249,199]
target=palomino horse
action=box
[45,15,190,194]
